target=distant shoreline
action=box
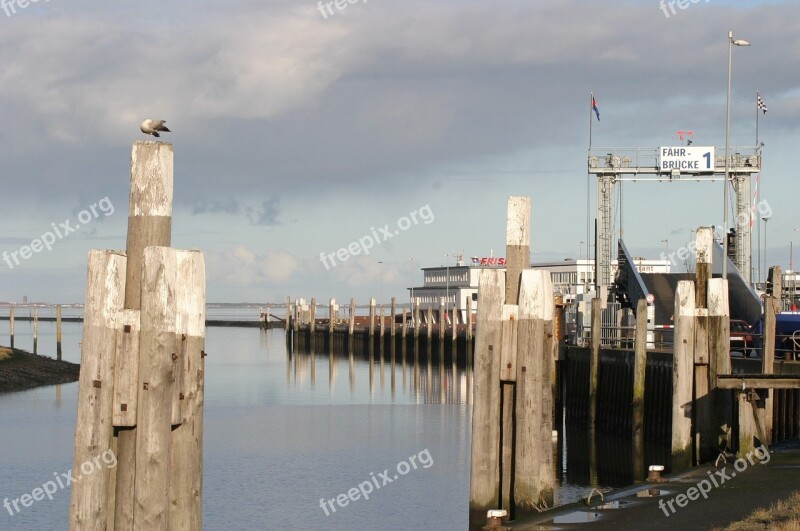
[0,347,79,394]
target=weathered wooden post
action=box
[33,307,38,354]
[514,270,555,513]
[9,304,14,348]
[401,307,407,339]
[390,297,397,338]
[369,298,376,337]
[285,296,291,334]
[114,140,174,530]
[57,304,63,360]
[169,250,206,530]
[469,270,505,526]
[763,296,779,441]
[309,298,317,335]
[329,299,336,350]
[589,297,601,426]
[134,248,177,529]
[439,298,446,343]
[708,278,731,453]
[632,298,648,480]
[673,281,696,470]
[380,306,385,339]
[694,227,714,463]
[414,299,420,340]
[467,296,473,343]
[69,251,127,530]
[452,304,457,343]
[426,305,433,341]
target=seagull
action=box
[140,119,171,138]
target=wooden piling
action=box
[114,141,174,530]
[708,278,731,452]
[469,270,505,527]
[134,247,178,530]
[427,305,433,341]
[452,304,457,342]
[9,304,14,349]
[414,300,420,340]
[632,298,648,480]
[401,307,407,339]
[694,227,713,463]
[285,296,291,334]
[33,307,38,354]
[309,298,317,334]
[467,296,473,342]
[390,297,396,337]
[169,250,206,531]
[589,297,601,426]
[439,298,446,342]
[369,298,376,337]
[349,298,356,338]
[57,304,63,360]
[763,296,778,441]
[380,306,385,338]
[69,251,127,530]
[113,310,141,428]
[514,270,555,513]
[329,299,336,339]
[672,281,696,470]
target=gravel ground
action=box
[0,346,80,393]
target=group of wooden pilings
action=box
[469,197,558,528]
[1,304,63,358]
[69,141,206,531]
[284,295,475,350]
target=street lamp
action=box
[722,31,751,280]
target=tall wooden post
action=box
[414,300,420,340]
[33,307,38,354]
[169,251,206,530]
[708,278,731,451]
[380,306,385,339]
[285,296,291,334]
[469,270,505,527]
[115,141,174,531]
[514,270,555,514]
[763,296,778,442]
[9,304,14,349]
[632,299,648,480]
[56,304,63,360]
[589,297,601,426]
[694,227,713,463]
[369,298,376,337]
[439,298,446,342]
[348,298,356,338]
[69,251,127,530]
[467,296,473,342]
[329,299,336,339]
[390,297,397,338]
[672,281,696,470]
[309,298,317,335]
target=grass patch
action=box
[719,491,800,530]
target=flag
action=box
[757,93,768,114]
[592,97,600,121]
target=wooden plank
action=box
[70,251,127,530]
[469,269,505,527]
[708,278,731,453]
[717,377,800,389]
[113,310,141,427]
[514,270,554,514]
[763,296,778,441]
[672,281,695,470]
[500,305,519,382]
[169,250,206,531]
[134,247,178,530]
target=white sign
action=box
[658,146,715,173]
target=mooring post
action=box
[672,281,696,470]
[9,304,14,349]
[452,304,457,343]
[69,251,127,530]
[309,298,317,335]
[33,307,38,354]
[439,298,446,343]
[380,306,385,339]
[114,140,174,531]
[285,296,291,334]
[589,297,601,427]
[401,307,407,339]
[369,298,376,337]
[113,310,141,428]
[763,296,778,442]
[169,251,206,531]
[708,278,732,453]
[469,270,505,528]
[514,270,555,514]
[427,305,433,341]
[349,298,356,338]
[414,300,420,340]
[391,297,397,338]
[57,304,63,360]
[632,298,648,480]
[329,299,336,340]
[694,227,713,463]
[467,296,473,343]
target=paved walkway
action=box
[510,440,800,531]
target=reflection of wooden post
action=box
[468,270,505,527]
[169,251,206,530]
[672,281,695,471]
[57,305,63,360]
[632,299,648,480]
[70,251,127,530]
[134,247,178,529]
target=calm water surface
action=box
[0,313,621,530]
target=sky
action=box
[0,0,798,304]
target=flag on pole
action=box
[592,97,600,121]
[757,93,768,114]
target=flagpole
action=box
[589,92,593,150]
[587,92,593,267]
[756,91,760,147]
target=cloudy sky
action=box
[0,0,798,304]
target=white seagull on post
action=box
[140,119,171,138]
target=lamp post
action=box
[722,30,751,280]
